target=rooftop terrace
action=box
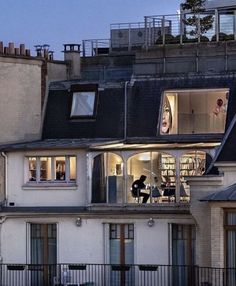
[82,8,236,57]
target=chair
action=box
[131,188,140,203]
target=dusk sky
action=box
[1,0,182,59]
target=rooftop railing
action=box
[1,263,235,286]
[82,9,236,57]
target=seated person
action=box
[151,177,162,202]
[131,175,150,203]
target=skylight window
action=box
[71,91,96,117]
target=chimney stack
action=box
[20,44,25,56]
[63,44,81,79]
[0,42,3,53]
[8,43,14,54]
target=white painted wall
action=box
[1,217,195,264]
[6,150,87,207]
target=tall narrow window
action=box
[91,153,123,204]
[31,224,57,286]
[225,211,236,286]
[40,157,52,181]
[110,224,134,286]
[172,224,196,286]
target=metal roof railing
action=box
[82,9,236,57]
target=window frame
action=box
[158,88,229,136]
[70,84,99,119]
[26,155,77,184]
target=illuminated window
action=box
[91,153,123,203]
[71,91,96,117]
[28,156,76,183]
[159,89,229,135]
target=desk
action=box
[163,187,175,196]
[162,187,176,202]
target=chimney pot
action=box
[15,48,20,55]
[34,45,42,57]
[63,44,81,79]
[48,51,54,60]
[0,42,3,53]
[25,49,31,56]
[8,42,14,54]
[20,44,25,55]
[4,47,9,54]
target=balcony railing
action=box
[1,263,235,286]
[82,9,236,57]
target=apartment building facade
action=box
[0,4,236,286]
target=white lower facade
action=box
[1,215,194,265]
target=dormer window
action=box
[70,84,98,118]
[71,91,96,117]
[159,88,229,135]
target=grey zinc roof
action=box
[206,112,236,174]
[0,138,123,152]
[43,76,236,140]
[200,183,236,201]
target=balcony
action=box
[1,263,234,286]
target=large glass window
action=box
[91,153,123,203]
[159,89,229,135]
[127,152,176,203]
[91,150,209,204]
[180,151,208,200]
[28,156,76,183]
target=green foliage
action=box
[181,0,214,37]
[211,33,229,41]
[181,0,206,13]
[155,34,175,44]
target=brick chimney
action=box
[63,44,81,79]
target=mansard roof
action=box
[42,75,236,141]
[211,113,236,162]
[0,138,123,152]
[200,183,236,201]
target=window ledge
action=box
[22,182,77,190]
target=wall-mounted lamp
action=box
[147,218,155,227]
[75,217,82,227]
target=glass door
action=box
[30,224,57,286]
[110,224,134,286]
[172,224,196,286]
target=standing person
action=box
[131,175,150,203]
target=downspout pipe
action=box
[124,81,130,140]
[1,152,7,205]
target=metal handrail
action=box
[82,9,236,57]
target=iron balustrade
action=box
[82,9,236,57]
[0,263,235,286]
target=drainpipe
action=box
[0,216,7,263]
[124,81,130,140]
[1,152,7,205]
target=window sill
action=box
[22,182,77,190]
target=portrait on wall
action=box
[160,95,174,135]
